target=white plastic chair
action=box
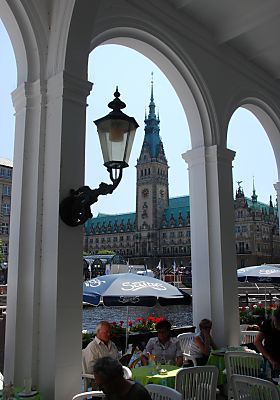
[240,330,258,345]
[82,349,95,391]
[224,351,264,399]
[72,390,105,399]
[175,366,219,400]
[145,383,183,400]
[240,324,249,331]
[231,374,280,400]
[122,365,132,379]
[177,332,197,366]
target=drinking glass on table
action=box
[155,360,161,373]
[23,377,32,393]
[147,353,156,374]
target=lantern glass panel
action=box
[97,118,137,168]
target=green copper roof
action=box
[246,197,278,215]
[161,196,190,227]
[84,212,136,234]
[84,193,276,234]
[169,196,190,209]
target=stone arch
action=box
[226,93,280,179]
[64,6,217,149]
[0,1,43,83]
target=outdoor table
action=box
[132,364,181,388]
[0,388,41,399]
[207,349,227,385]
[207,346,254,386]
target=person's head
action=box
[93,356,124,394]
[155,319,172,343]
[96,321,111,344]
[272,308,280,330]
[199,319,212,331]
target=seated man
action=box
[94,356,152,400]
[141,319,183,366]
[83,320,119,373]
[189,318,217,365]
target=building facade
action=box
[83,87,280,269]
[234,184,280,267]
[0,158,12,262]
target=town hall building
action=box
[83,84,280,269]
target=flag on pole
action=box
[173,260,176,286]
[105,263,111,275]
[173,260,176,274]
[89,263,92,280]
[157,259,162,280]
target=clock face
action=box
[142,188,149,197]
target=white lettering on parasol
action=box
[118,296,140,304]
[259,277,272,282]
[259,269,277,275]
[84,278,105,288]
[121,281,167,291]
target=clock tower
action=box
[136,76,169,257]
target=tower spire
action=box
[140,74,166,161]
[151,72,154,102]
[252,176,258,202]
[148,72,156,118]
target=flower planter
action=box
[239,302,277,326]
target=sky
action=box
[0,19,278,217]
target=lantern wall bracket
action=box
[59,166,123,227]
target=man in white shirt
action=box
[83,320,119,373]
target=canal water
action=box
[82,304,193,332]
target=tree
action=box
[96,249,115,255]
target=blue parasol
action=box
[83,273,187,307]
[237,264,280,284]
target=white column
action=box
[5,71,92,400]
[39,72,92,400]
[5,80,47,385]
[182,145,240,346]
[274,182,280,235]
